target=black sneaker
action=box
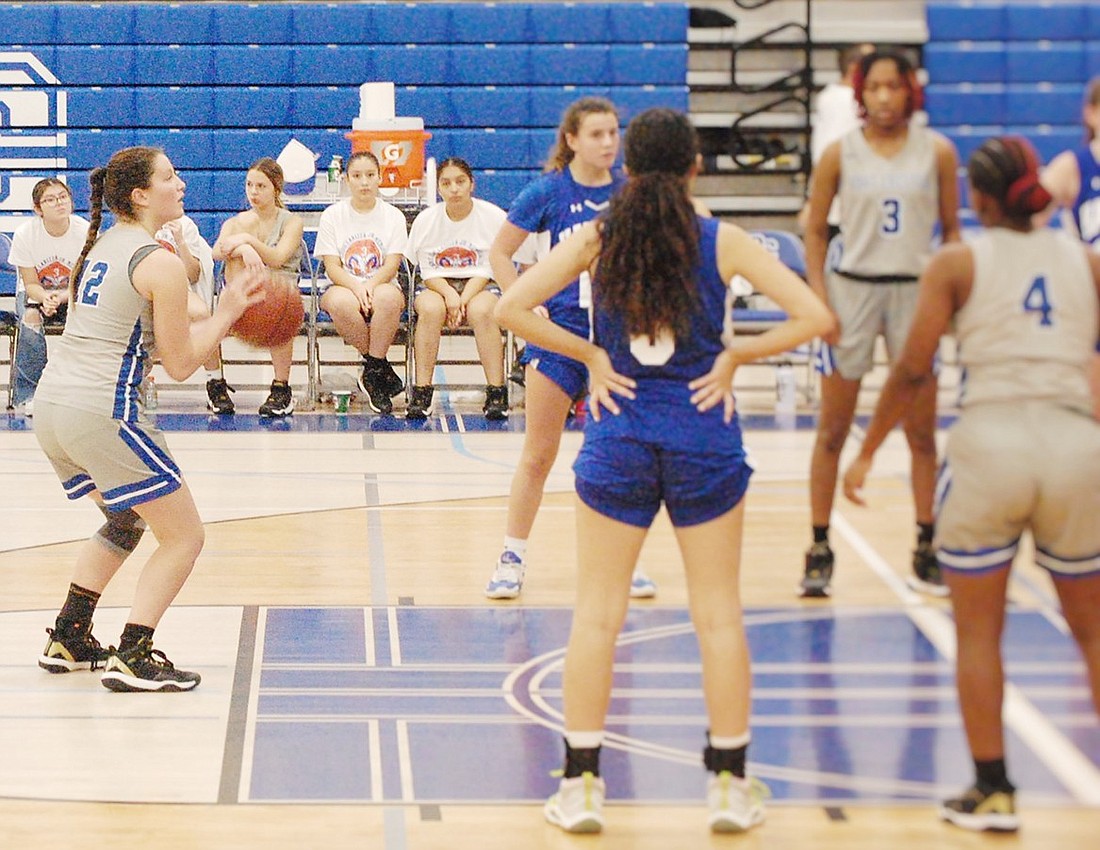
[800,541,834,598]
[100,636,201,693]
[908,540,949,597]
[358,368,393,414]
[381,361,405,397]
[509,350,526,387]
[39,624,109,673]
[940,784,1019,833]
[206,377,235,415]
[484,384,509,420]
[259,381,294,417]
[406,385,435,420]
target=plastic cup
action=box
[333,391,351,414]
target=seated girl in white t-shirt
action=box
[404,157,510,420]
[314,150,409,415]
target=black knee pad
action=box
[94,505,147,555]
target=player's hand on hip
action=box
[585,348,636,421]
[689,349,738,423]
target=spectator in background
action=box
[1040,75,1100,419]
[404,157,510,420]
[154,215,229,414]
[213,158,305,417]
[798,43,875,237]
[8,178,90,416]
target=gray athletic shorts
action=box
[34,401,183,512]
[936,400,1100,577]
[817,272,924,381]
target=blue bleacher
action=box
[2,1,690,222]
[925,1,1097,170]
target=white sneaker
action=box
[544,772,605,834]
[707,772,767,833]
[630,568,657,598]
[485,550,525,599]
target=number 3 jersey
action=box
[836,124,940,279]
[36,224,159,422]
[957,228,1097,410]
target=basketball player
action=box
[314,150,409,415]
[213,158,305,417]
[843,136,1100,832]
[1041,75,1100,419]
[484,96,657,599]
[495,108,832,833]
[802,48,960,597]
[35,147,263,691]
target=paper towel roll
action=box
[359,82,395,121]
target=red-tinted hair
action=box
[968,136,1052,221]
[852,49,924,120]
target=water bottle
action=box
[144,376,158,410]
[326,154,342,196]
[775,364,796,414]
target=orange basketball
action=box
[230,270,304,349]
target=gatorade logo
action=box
[373,141,411,167]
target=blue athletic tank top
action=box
[1072,146,1100,246]
[594,215,728,384]
[507,168,623,335]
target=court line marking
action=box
[237,604,268,803]
[833,510,1100,804]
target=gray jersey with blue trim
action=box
[36,224,159,422]
[837,125,939,278]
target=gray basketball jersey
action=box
[268,208,303,274]
[36,224,159,422]
[837,125,939,278]
[957,228,1097,409]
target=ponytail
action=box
[70,167,107,309]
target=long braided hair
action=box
[69,146,162,310]
[594,108,700,342]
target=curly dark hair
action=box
[594,108,700,342]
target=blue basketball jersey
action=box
[1072,146,1100,246]
[594,216,729,386]
[507,168,623,334]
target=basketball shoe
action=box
[630,569,658,598]
[39,623,109,673]
[908,540,949,597]
[206,377,235,415]
[708,772,768,833]
[940,784,1019,832]
[406,385,435,420]
[483,384,509,420]
[359,367,394,415]
[544,772,605,834]
[259,381,294,417]
[800,541,834,597]
[485,550,525,599]
[100,636,201,693]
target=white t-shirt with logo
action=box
[313,198,408,281]
[154,215,216,305]
[8,214,90,295]
[405,198,506,280]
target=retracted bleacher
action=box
[0,2,690,244]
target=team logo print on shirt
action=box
[433,245,478,269]
[344,237,383,277]
[38,259,73,291]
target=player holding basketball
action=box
[35,146,263,691]
[213,157,305,417]
[844,136,1100,832]
[484,96,657,599]
[802,48,960,597]
[495,107,832,833]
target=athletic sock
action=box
[57,583,101,631]
[917,522,935,545]
[705,731,750,777]
[503,536,527,560]
[975,757,1015,793]
[119,623,155,653]
[812,525,829,545]
[563,733,603,778]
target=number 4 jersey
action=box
[36,224,160,422]
[956,228,1097,410]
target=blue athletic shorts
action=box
[522,344,589,401]
[573,386,753,528]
